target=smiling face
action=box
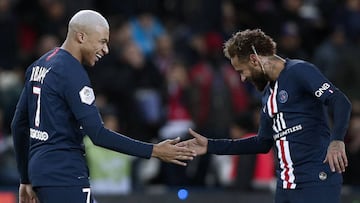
[223,29,277,91]
[65,10,110,67]
[231,55,268,91]
[80,25,109,67]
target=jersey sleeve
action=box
[62,64,153,158]
[62,65,98,120]
[292,62,352,141]
[79,114,153,158]
[207,112,273,155]
[11,71,31,184]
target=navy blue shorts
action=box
[34,186,94,203]
[275,185,341,203]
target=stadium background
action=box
[0,0,360,202]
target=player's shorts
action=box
[34,186,94,203]
[275,184,341,203]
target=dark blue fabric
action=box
[34,186,94,203]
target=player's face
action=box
[231,55,268,91]
[82,25,109,67]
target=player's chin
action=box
[86,59,97,67]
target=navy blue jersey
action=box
[260,59,342,189]
[12,48,153,187]
[207,59,351,189]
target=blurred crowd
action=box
[1,0,360,195]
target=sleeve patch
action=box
[79,86,95,105]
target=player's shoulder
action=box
[40,48,85,75]
[284,59,319,76]
[285,59,314,70]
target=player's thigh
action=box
[275,185,341,203]
[34,186,94,203]
[292,185,341,203]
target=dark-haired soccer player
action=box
[178,29,351,203]
[11,10,195,203]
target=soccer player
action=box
[11,10,196,203]
[178,29,351,203]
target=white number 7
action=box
[82,188,91,203]
[33,86,41,127]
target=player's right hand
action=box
[323,140,348,173]
[176,128,208,156]
[19,184,38,203]
[152,137,197,166]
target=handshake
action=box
[151,128,207,166]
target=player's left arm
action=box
[11,87,31,184]
[294,62,352,173]
[323,89,351,173]
[206,112,274,155]
[63,68,194,165]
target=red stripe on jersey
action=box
[267,82,278,118]
[46,47,60,61]
[280,140,291,189]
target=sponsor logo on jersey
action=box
[79,86,95,105]
[314,82,330,97]
[273,124,303,140]
[30,128,49,141]
[278,90,288,103]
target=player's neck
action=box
[265,55,286,81]
[61,40,82,64]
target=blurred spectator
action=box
[220,0,239,39]
[312,26,348,82]
[153,33,176,75]
[0,70,22,134]
[213,107,275,192]
[343,106,360,192]
[119,42,166,141]
[0,0,18,70]
[331,37,360,99]
[94,0,162,19]
[84,105,132,195]
[186,31,251,186]
[129,11,165,58]
[22,34,61,67]
[109,19,133,54]
[35,34,61,57]
[277,22,309,60]
[156,61,194,187]
[217,112,258,190]
[159,61,193,140]
[0,108,18,188]
[37,0,68,38]
[255,0,280,38]
[274,0,325,55]
[188,32,250,138]
[90,41,166,142]
[332,0,360,44]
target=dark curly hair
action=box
[223,29,276,61]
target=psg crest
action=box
[278,90,288,103]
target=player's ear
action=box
[249,54,257,64]
[76,32,87,43]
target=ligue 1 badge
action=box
[319,172,327,181]
[278,90,288,103]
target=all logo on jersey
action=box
[79,86,95,105]
[278,90,288,103]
